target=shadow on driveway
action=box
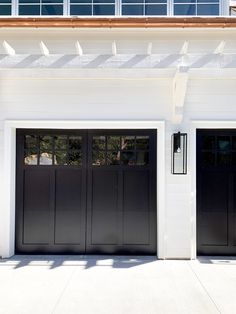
[0,255,157,270]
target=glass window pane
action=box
[0,5,11,14]
[93,136,106,150]
[197,4,219,15]
[122,5,144,15]
[232,137,236,150]
[68,151,82,165]
[40,152,53,165]
[107,136,120,150]
[217,152,230,166]
[136,136,149,150]
[42,0,63,3]
[25,135,38,149]
[42,4,63,14]
[174,4,196,15]
[24,150,38,165]
[202,136,215,150]
[94,0,115,3]
[70,0,92,3]
[136,151,149,165]
[145,4,167,15]
[92,151,106,166]
[232,153,236,166]
[121,151,136,165]
[69,136,82,150]
[40,135,53,152]
[202,152,215,166]
[107,151,120,165]
[54,151,67,165]
[19,5,40,15]
[18,0,39,3]
[174,0,196,3]
[93,4,115,15]
[122,0,144,3]
[0,0,11,3]
[121,136,135,150]
[70,5,92,14]
[217,136,230,151]
[54,135,67,150]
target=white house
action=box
[0,0,236,259]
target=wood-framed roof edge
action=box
[0,17,236,28]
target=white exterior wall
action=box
[1,28,236,259]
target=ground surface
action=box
[0,256,235,314]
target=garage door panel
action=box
[91,211,119,245]
[55,169,85,245]
[200,213,228,246]
[92,170,118,212]
[123,170,149,212]
[123,211,149,245]
[200,172,228,213]
[23,169,52,244]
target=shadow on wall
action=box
[0,255,157,270]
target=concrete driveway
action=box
[0,256,235,314]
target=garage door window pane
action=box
[136,136,149,150]
[40,152,53,165]
[121,136,135,150]
[136,151,149,165]
[55,135,67,150]
[121,151,136,165]
[68,151,82,165]
[107,136,120,150]
[54,151,67,165]
[217,137,230,151]
[217,152,231,166]
[107,151,120,165]
[202,135,215,150]
[69,136,82,150]
[93,151,106,166]
[93,136,106,150]
[202,152,215,166]
[24,149,38,165]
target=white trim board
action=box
[1,120,165,259]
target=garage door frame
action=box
[1,120,165,258]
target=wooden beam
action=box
[0,17,236,28]
[172,67,189,124]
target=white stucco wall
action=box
[1,28,236,259]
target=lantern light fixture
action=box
[172,132,187,175]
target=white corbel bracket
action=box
[172,66,189,124]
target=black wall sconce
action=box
[171,132,187,175]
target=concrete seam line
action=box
[187,261,221,314]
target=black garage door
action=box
[16,129,157,254]
[197,129,236,255]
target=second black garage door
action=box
[197,129,236,255]
[16,129,157,254]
